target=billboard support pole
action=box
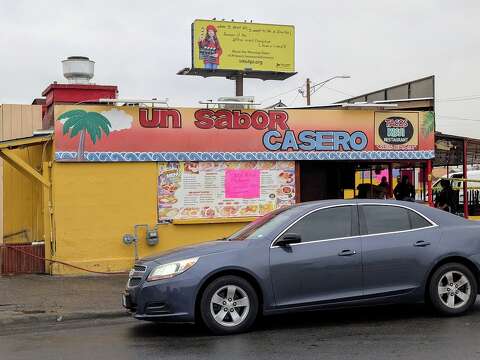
[235,74,244,96]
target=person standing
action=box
[394,175,415,201]
[377,176,390,199]
[198,25,222,70]
[435,179,455,212]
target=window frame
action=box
[270,204,359,248]
[408,209,434,230]
[358,203,437,237]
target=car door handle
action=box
[338,249,357,256]
[414,240,431,247]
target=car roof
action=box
[292,198,423,209]
[290,199,474,227]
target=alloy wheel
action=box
[210,285,250,327]
[437,270,472,309]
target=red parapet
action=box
[42,83,118,107]
[40,83,118,129]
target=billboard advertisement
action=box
[192,19,295,73]
[54,105,435,162]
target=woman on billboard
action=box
[198,25,222,70]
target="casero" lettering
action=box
[263,130,368,151]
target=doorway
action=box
[299,161,355,202]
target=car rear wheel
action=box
[200,275,258,335]
[429,263,478,316]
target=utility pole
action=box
[306,78,311,106]
[303,75,350,106]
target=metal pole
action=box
[463,139,469,218]
[412,164,416,200]
[427,160,433,207]
[388,163,393,198]
[369,167,373,198]
[422,163,426,201]
[235,75,243,97]
[306,78,311,106]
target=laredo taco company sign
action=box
[54,106,434,162]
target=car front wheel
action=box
[200,275,258,335]
[429,263,478,315]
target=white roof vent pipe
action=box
[62,56,95,84]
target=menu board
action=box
[158,161,296,220]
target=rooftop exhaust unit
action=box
[62,56,95,84]
[199,96,257,110]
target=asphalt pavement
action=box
[1,299,480,360]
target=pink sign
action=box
[375,169,389,182]
[225,169,260,199]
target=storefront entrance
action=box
[299,161,429,203]
[299,161,356,202]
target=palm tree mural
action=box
[422,111,435,137]
[58,110,112,160]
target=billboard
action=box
[54,105,435,162]
[191,19,295,73]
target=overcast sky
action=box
[1,0,479,137]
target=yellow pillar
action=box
[42,161,53,274]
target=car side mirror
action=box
[275,233,301,247]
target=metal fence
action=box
[0,243,45,274]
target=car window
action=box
[409,210,432,229]
[228,206,294,241]
[361,205,410,234]
[285,206,353,243]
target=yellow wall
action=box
[51,162,248,275]
[3,145,44,244]
[1,104,43,244]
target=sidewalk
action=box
[0,274,129,326]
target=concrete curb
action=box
[0,309,129,326]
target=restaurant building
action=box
[0,56,444,275]
[1,97,435,274]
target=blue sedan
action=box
[123,200,480,334]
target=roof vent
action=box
[217,96,256,110]
[62,56,95,84]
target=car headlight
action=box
[147,257,199,281]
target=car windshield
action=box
[227,206,295,241]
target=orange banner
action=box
[54,105,435,162]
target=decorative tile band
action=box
[56,150,435,162]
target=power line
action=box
[437,95,480,102]
[321,85,354,97]
[289,91,302,106]
[259,83,304,104]
[437,115,480,122]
